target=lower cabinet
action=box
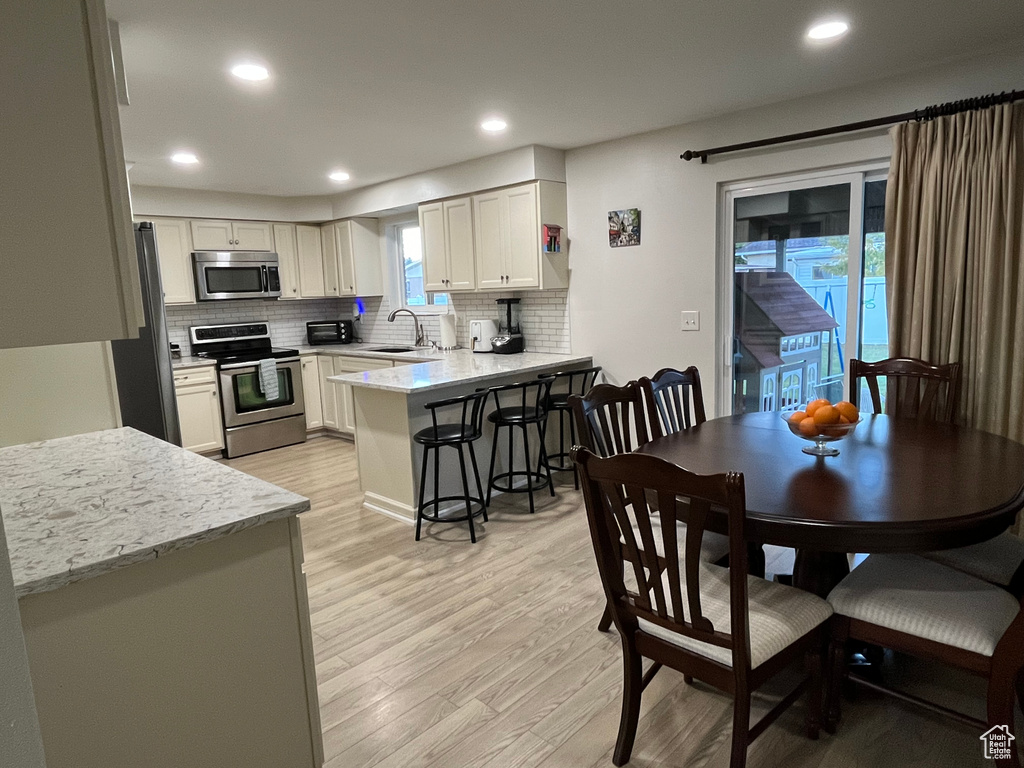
[173,366,224,453]
[300,355,323,430]
[314,354,394,435]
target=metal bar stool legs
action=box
[415,441,488,543]
[414,390,489,543]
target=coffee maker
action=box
[491,298,524,354]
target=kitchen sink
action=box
[365,346,419,353]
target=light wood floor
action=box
[225,437,997,767]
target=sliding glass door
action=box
[719,167,887,415]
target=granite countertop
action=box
[295,343,437,363]
[0,428,310,597]
[327,349,592,393]
[172,355,217,370]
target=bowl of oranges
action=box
[782,398,861,456]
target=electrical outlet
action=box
[681,310,700,331]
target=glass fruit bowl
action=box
[781,411,861,456]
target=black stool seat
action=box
[486,407,545,425]
[481,379,556,515]
[538,366,603,489]
[415,390,489,543]
[414,423,479,444]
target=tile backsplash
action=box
[166,290,570,355]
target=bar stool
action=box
[538,366,602,489]
[414,390,489,543]
[482,379,555,514]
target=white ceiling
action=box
[108,0,1024,197]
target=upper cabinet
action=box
[2,0,143,349]
[272,224,301,300]
[472,181,567,291]
[190,220,274,251]
[321,219,384,297]
[152,219,195,304]
[420,198,476,292]
[295,225,326,298]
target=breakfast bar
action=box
[329,350,592,522]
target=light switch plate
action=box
[681,310,700,331]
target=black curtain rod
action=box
[680,89,1024,164]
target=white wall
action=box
[130,185,332,222]
[565,46,1024,415]
[0,343,121,448]
[329,145,566,219]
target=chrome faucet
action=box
[387,308,426,346]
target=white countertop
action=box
[327,349,592,393]
[0,428,309,597]
[172,355,217,370]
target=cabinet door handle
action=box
[212,391,217,397]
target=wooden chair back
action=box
[568,381,649,457]
[572,447,750,669]
[850,357,961,423]
[640,366,707,438]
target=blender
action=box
[491,298,524,354]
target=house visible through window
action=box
[398,224,448,308]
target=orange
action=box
[798,417,818,437]
[789,411,807,424]
[805,398,831,417]
[812,404,840,426]
[835,400,859,422]
[839,415,851,424]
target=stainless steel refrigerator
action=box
[109,222,182,445]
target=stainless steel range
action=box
[190,323,305,458]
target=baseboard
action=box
[362,492,416,525]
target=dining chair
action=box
[570,382,731,632]
[851,357,1024,595]
[849,356,962,423]
[826,553,1024,766]
[640,366,707,439]
[573,447,833,768]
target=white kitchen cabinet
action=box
[152,218,195,304]
[272,224,301,300]
[420,198,476,292]
[332,357,393,433]
[295,225,326,298]
[318,356,340,429]
[190,220,274,251]
[472,181,568,291]
[473,190,506,290]
[322,219,384,297]
[2,0,143,349]
[173,367,224,454]
[320,224,340,297]
[300,355,323,430]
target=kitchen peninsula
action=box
[329,350,592,521]
[0,428,323,768]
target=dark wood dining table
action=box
[636,412,1024,597]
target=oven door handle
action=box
[219,356,301,371]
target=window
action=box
[397,223,448,309]
[723,165,888,415]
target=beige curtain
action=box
[886,102,1024,443]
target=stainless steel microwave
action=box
[192,251,282,301]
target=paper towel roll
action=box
[438,314,457,349]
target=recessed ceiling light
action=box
[807,20,849,40]
[480,118,508,133]
[231,63,270,81]
[171,151,199,165]
[328,170,351,182]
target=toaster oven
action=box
[306,320,353,345]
